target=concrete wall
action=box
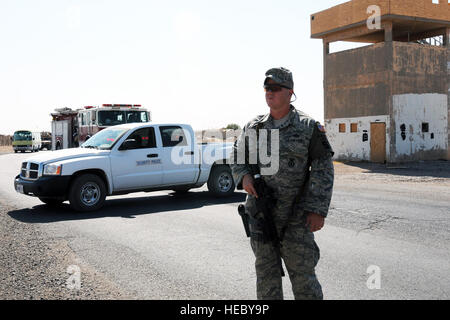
[325,115,390,161]
[392,42,448,95]
[447,48,450,160]
[311,0,450,37]
[390,0,450,22]
[325,42,447,119]
[325,42,392,119]
[392,94,448,161]
[326,93,447,162]
[311,0,391,36]
[325,41,449,162]
[390,42,449,161]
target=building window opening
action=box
[422,123,429,133]
[416,35,444,47]
[339,123,346,133]
[350,123,358,133]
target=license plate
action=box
[15,184,24,194]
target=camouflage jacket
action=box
[230,105,334,218]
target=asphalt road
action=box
[1,151,449,299]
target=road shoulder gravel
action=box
[0,200,132,300]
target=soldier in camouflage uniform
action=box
[230,67,334,300]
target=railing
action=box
[416,35,444,47]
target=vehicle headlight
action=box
[43,164,62,175]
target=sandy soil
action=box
[0,146,12,154]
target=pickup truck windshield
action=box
[98,110,148,126]
[81,127,128,150]
[13,131,32,141]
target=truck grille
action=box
[20,162,40,180]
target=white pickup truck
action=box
[14,123,235,212]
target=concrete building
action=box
[311,0,450,162]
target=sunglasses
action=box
[264,84,290,92]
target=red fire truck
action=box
[51,104,151,150]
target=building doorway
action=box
[370,122,386,163]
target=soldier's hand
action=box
[306,212,325,232]
[242,174,258,198]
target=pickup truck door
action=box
[158,125,199,185]
[110,127,163,190]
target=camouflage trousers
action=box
[250,212,323,300]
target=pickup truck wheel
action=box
[39,197,64,206]
[207,165,235,197]
[68,174,106,212]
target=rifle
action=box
[238,204,250,237]
[238,169,285,277]
[251,173,285,277]
[236,122,287,277]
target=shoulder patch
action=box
[309,122,334,159]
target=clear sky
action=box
[0,0,360,135]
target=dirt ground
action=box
[0,201,132,300]
[333,160,450,184]
[0,146,12,154]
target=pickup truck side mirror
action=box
[119,139,137,150]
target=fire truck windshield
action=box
[81,127,128,150]
[98,110,148,126]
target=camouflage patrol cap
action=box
[264,67,294,90]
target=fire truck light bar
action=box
[101,104,142,108]
[84,106,94,109]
